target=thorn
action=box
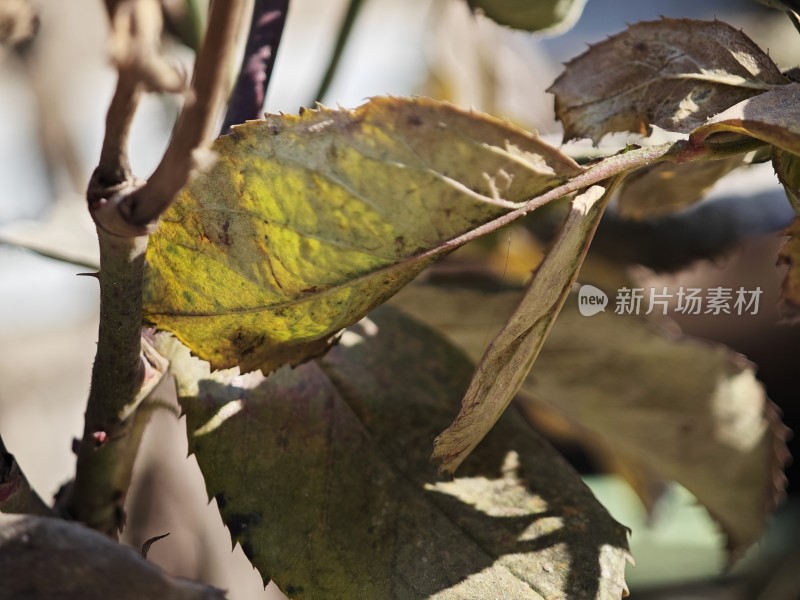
[76,272,99,278]
[141,532,170,559]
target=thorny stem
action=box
[65,0,248,536]
[63,233,148,534]
[310,0,365,105]
[222,0,290,132]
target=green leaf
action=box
[616,156,745,220]
[549,19,788,143]
[391,280,789,558]
[466,0,587,34]
[432,185,611,475]
[0,514,224,599]
[143,97,582,374]
[158,308,631,599]
[690,83,800,154]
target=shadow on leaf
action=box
[160,307,630,599]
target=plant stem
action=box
[65,0,248,536]
[62,232,147,535]
[428,137,766,256]
[222,0,290,132]
[96,72,141,187]
[310,0,365,105]
[426,142,685,256]
[122,0,248,227]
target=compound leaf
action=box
[143,97,581,373]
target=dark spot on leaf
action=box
[286,585,304,595]
[407,115,422,127]
[226,512,262,538]
[301,286,319,294]
[220,221,231,246]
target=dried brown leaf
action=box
[550,19,787,143]
[690,83,800,154]
[617,156,745,219]
[432,185,610,475]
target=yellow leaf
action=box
[143,97,581,373]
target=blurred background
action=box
[0,0,798,598]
